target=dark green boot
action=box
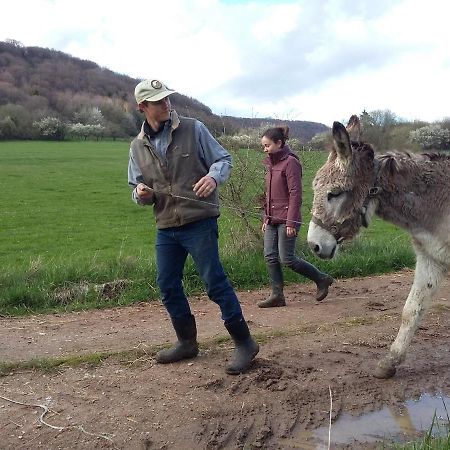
[224,317,259,375]
[258,262,286,308]
[156,315,199,364]
[315,274,334,302]
[288,259,334,302]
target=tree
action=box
[0,103,33,139]
[440,117,450,132]
[4,39,23,48]
[409,125,450,150]
[0,116,16,138]
[358,109,398,151]
[89,124,105,140]
[68,122,105,140]
[73,106,104,125]
[307,131,331,151]
[68,123,89,140]
[33,117,67,140]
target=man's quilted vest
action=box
[130,116,220,229]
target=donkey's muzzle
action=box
[307,220,338,260]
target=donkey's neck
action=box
[373,152,450,234]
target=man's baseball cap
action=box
[134,79,176,104]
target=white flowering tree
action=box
[409,125,450,150]
[68,123,106,140]
[73,107,104,126]
[32,117,67,140]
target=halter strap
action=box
[311,160,382,243]
[311,215,345,243]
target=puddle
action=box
[282,393,450,449]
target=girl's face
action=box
[261,136,283,154]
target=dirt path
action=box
[1,269,450,449]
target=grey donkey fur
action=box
[307,115,450,379]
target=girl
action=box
[260,126,333,308]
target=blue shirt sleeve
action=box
[196,121,232,186]
[128,148,152,205]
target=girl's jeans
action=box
[263,223,323,281]
[156,217,243,322]
[264,223,299,265]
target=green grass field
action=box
[0,141,415,315]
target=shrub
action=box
[32,116,67,140]
[409,125,450,150]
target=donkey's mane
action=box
[379,150,450,161]
[350,141,372,152]
[422,152,450,161]
[347,138,450,182]
[371,149,449,176]
[376,151,415,175]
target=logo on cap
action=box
[151,80,162,89]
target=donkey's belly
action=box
[412,230,450,268]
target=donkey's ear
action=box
[332,121,352,165]
[346,115,361,143]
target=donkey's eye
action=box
[327,190,342,201]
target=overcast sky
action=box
[1,0,449,125]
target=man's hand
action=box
[193,176,217,198]
[136,183,154,201]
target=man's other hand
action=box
[193,176,217,198]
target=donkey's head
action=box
[307,116,378,259]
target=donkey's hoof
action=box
[373,361,396,379]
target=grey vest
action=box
[130,115,220,228]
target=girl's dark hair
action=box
[262,126,289,146]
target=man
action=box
[128,78,259,374]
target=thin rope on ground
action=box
[0,395,64,431]
[328,385,333,450]
[0,394,115,444]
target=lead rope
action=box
[147,189,307,227]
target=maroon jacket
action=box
[263,145,302,229]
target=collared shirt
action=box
[128,111,232,204]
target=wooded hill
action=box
[0,40,328,141]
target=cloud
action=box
[210,2,419,103]
[1,0,449,124]
[204,0,450,122]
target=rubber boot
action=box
[155,314,199,364]
[224,317,259,375]
[288,259,334,301]
[315,274,334,302]
[258,262,286,308]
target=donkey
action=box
[307,116,450,378]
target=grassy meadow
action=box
[0,141,415,315]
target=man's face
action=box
[140,96,172,124]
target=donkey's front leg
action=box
[374,253,446,379]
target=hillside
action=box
[0,40,328,141]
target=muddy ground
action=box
[1,269,450,450]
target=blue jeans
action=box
[156,217,243,322]
[263,223,323,281]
